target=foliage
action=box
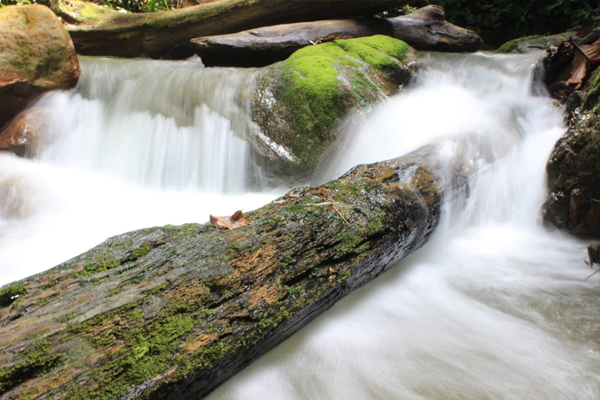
[379,4,418,18]
[428,0,600,47]
[0,0,173,13]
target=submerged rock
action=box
[0,144,452,399]
[251,35,418,183]
[0,108,49,157]
[0,5,80,130]
[544,66,600,237]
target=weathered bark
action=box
[0,145,456,399]
[57,0,411,58]
[191,5,483,67]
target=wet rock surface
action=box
[0,145,453,399]
[0,108,49,157]
[496,32,576,54]
[0,5,80,131]
[544,66,600,237]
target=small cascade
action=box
[0,56,279,284]
[37,56,263,193]
[208,52,600,400]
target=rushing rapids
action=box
[0,51,598,399]
[208,52,600,399]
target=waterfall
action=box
[207,52,600,400]
[0,56,279,284]
[38,56,264,192]
[0,51,597,400]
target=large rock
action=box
[543,66,600,237]
[0,5,80,130]
[54,0,412,58]
[251,35,418,183]
[496,32,576,54]
[191,5,483,67]
[0,144,450,399]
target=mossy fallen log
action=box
[54,0,411,58]
[0,145,455,399]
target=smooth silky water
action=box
[207,52,600,399]
[0,56,279,284]
[0,52,598,399]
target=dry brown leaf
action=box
[581,40,600,61]
[566,51,589,88]
[209,210,250,230]
[567,39,600,89]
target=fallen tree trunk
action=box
[56,0,411,58]
[191,5,483,66]
[0,145,456,399]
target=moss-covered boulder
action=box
[496,32,576,54]
[0,144,449,399]
[0,5,80,130]
[543,67,600,237]
[251,35,417,183]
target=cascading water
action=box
[205,52,600,399]
[0,56,279,285]
[0,51,597,400]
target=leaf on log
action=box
[209,210,250,230]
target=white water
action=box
[207,53,600,399]
[0,56,278,284]
[0,52,598,399]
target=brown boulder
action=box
[0,4,80,130]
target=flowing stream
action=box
[0,56,278,285]
[0,52,598,399]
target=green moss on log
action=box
[56,0,120,25]
[0,147,447,399]
[0,283,27,307]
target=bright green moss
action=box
[0,339,64,393]
[58,0,119,25]
[336,35,409,73]
[0,282,27,307]
[496,35,542,53]
[275,35,410,171]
